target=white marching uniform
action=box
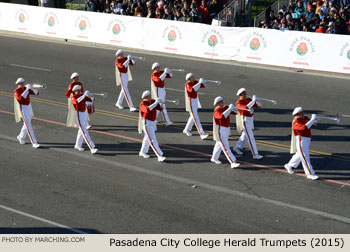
[212,125,237,164]
[115,59,135,109]
[75,109,95,150]
[288,136,315,176]
[235,115,259,155]
[185,97,205,134]
[151,85,171,125]
[140,118,163,157]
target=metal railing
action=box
[217,0,240,26]
[253,0,289,27]
[68,0,87,10]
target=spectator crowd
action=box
[84,0,224,24]
[259,0,350,35]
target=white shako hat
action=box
[142,90,151,99]
[236,88,246,96]
[70,72,79,79]
[213,96,223,106]
[116,49,123,56]
[292,107,303,116]
[72,85,82,92]
[16,77,25,85]
[152,62,160,70]
[186,73,194,80]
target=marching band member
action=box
[233,88,263,159]
[183,73,208,139]
[115,50,137,112]
[151,62,173,125]
[284,107,319,180]
[71,85,98,154]
[14,78,40,148]
[65,72,92,129]
[211,96,240,168]
[138,90,166,162]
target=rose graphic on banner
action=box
[250,38,260,51]
[48,16,55,27]
[19,13,25,23]
[168,30,176,42]
[208,35,218,47]
[79,19,87,31]
[297,42,308,56]
[112,23,121,35]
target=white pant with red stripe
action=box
[235,116,259,155]
[184,98,205,135]
[212,126,237,163]
[287,136,315,175]
[116,72,134,108]
[140,119,163,157]
[155,87,171,124]
[76,110,95,150]
[18,104,38,144]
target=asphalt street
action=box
[0,34,349,234]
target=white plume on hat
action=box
[72,85,82,92]
[142,90,151,99]
[213,96,223,106]
[186,73,194,80]
[70,72,79,79]
[236,88,246,96]
[16,77,25,85]
[152,62,160,70]
[292,107,303,115]
[116,49,123,56]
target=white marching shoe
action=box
[210,158,222,164]
[200,134,209,140]
[183,130,192,136]
[231,162,240,168]
[284,164,294,174]
[233,147,243,155]
[139,152,150,159]
[74,145,85,151]
[158,156,166,162]
[91,148,98,154]
[130,107,137,112]
[307,174,319,180]
[86,125,92,130]
[253,154,263,160]
[115,104,124,109]
[166,121,173,126]
[32,143,40,149]
[17,136,25,145]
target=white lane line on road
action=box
[2,133,349,226]
[10,63,51,72]
[0,204,88,234]
[165,87,205,95]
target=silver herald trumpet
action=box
[169,68,185,73]
[160,99,179,105]
[204,80,222,86]
[91,93,108,99]
[256,97,277,105]
[32,83,47,90]
[316,115,340,123]
[131,56,145,61]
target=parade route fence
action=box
[1,3,350,74]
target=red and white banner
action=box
[1,3,350,74]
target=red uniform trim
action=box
[120,73,131,108]
[144,120,161,156]
[218,125,233,163]
[298,136,312,174]
[77,111,93,150]
[20,105,34,144]
[243,117,256,155]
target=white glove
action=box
[25,84,32,90]
[164,67,170,74]
[84,90,90,96]
[127,55,132,61]
[199,78,206,84]
[156,98,163,104]
[311,114,317,121]
[306,114,317,129]
[252,95,257,102]
[228,104,234,111]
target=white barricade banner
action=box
[1,3,350,74]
